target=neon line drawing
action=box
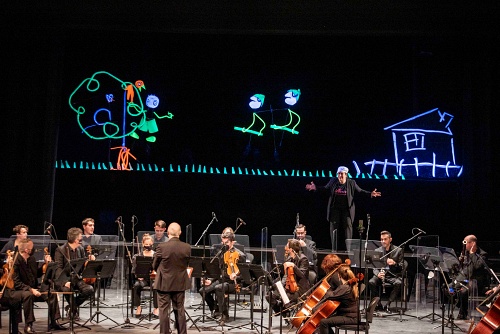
[355,108,463,178]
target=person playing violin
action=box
[131,233,158,318]
[12,238,67,331]
[54,227,95,321]
[268,239,310,314]
[213,231,246,324]
[0,224,29,255]
[1,248,33,334]
[317,254,360,334]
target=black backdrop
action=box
[2,1,499,259]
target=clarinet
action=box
[380,268,386,293]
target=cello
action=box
[296,268,364,334]
[291,259,349,328]
[470,293,500,334]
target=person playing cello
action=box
[316,254,359,334]
[268,239,310,315]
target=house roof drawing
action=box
[384,108,454,135]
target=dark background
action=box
[2,1,499,258]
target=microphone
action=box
[415,228,426,235]
[212,212,218,222]
[131,215,135,223]
[45,223,53,233]
[115,216,122,224]
[238,218,246,225]
[296,213,300,226]
[367,214,371,225]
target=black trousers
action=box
[61,279,94,313]
[368,275,402,304]
[1,288,33,333]
[132,279,158,308]
[157,290,186,334]
[330,208,352,251]
[24,291,62,324]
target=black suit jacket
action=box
[54,243,86,284]
[317,178,371,222]
[13,255,41,291]
[152,237,191,292]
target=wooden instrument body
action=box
[285,265,298,293]
[291,278,331,327]
[83,245,97,285]
[471,296,500,334]
[224,248,241,293]
[297,300,340,334]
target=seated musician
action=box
[317,254,360,334]
[295,224,318,267]
[368,230,405,313]
[132,233,158,318]
[452,234,488,320]
[0,224,29,255]
[199,227,249,318]
[268,239,310,314]
[12,238,67,331]
[1,250,33,334]
[54,227,95,321]
[213,231,246,324]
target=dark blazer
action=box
[288,253,310,295]
[13,255,41,291]
[54,243,86,283]
[317,178,371,222]
[152,237,191,292]
[373,244,405,277]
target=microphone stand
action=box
[109,220,147,329]
[356,219,366,334]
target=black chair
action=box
[334,296,380,334]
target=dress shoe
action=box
[24,324,36,334]
[50,319,67,330]
[374,303,384,312]
[457,312,468,320]
[384,305,393,314]
[219,314,231,324]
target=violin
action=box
[285,262,298,293]
[0,250,16,291]
[223,248,241,293]
[83,245,96,285]
[42,247,49,274]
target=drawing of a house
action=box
[362,108,463,178]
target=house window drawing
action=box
[358,108,463,178]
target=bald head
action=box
[168,222,182,238]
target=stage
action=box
[3,288,476,334]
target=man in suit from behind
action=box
[153,222,191,334]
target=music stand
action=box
[191,257,221,326]
[55,258,90,332]
[349,250,385,269]
[225,262,258,332]
[409,245,443,322]
[81,260,118,326]
[433,246,461,332]
[345,239,381,252]
[249,264,271,334]
[133,256,156,323]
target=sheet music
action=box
[274,281,290,305]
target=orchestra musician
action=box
[54,227,95,321]
[153,220,168,248]
[131,233,158,318]
[317,254,360,334]
[453,234,488,320]
[81,218,102,247]
[213,231,246,324]
[268,239,310,314]
[0,225,29,255]
[1,249,33,334]
[12,238,67,331]
[368,230,405,314]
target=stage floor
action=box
[6,289,475,334]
